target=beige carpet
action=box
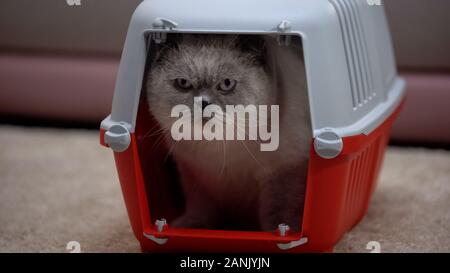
[0,125,449,253]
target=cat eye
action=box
[174,78,193,91]
[217,78,237,93]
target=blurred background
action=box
[1,0,449,144]
[0,0,449,252]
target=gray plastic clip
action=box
[277,20,292,46]
[152,18,178,29]
[277,237,308,250]
[155,218,167,232]
[143,233,168,245]
[104,123,131,153]
[278,223,290,236]
[277,20,291,32]
[314,129,343,159]
[152,18,178,44]
[143,218,169,245]
[276,223,308,250]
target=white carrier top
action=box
[102,0,405,141]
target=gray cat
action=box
[146,34,311,232]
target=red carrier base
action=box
[100,100,404,253]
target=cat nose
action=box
[202,100,211,111]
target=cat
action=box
[146,34,311,232]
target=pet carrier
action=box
[100,0,405,252]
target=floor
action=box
[0,125,449,253]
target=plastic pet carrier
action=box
[100,0,405,252]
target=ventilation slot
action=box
[330,0,375,110]
[343,141,377,228]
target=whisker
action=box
[241,141,265,171]
[142,122,165,139]
[143,127,167,138]
[151,131,167,151]
[218,138,226,180]
[164,139,180,163]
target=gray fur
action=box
[146,34,311,232]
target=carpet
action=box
[0,125,449,253]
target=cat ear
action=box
[237,35,266,64]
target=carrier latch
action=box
[277,237,309,250]
[143,219,169,245]
[104,123,131,153]
[277,20,292,46]
[276,224,308,250]
[314,129,343,159]
[152,18,178,44]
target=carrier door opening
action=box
[135,33,311,233]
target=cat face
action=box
[146,35,274,131]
